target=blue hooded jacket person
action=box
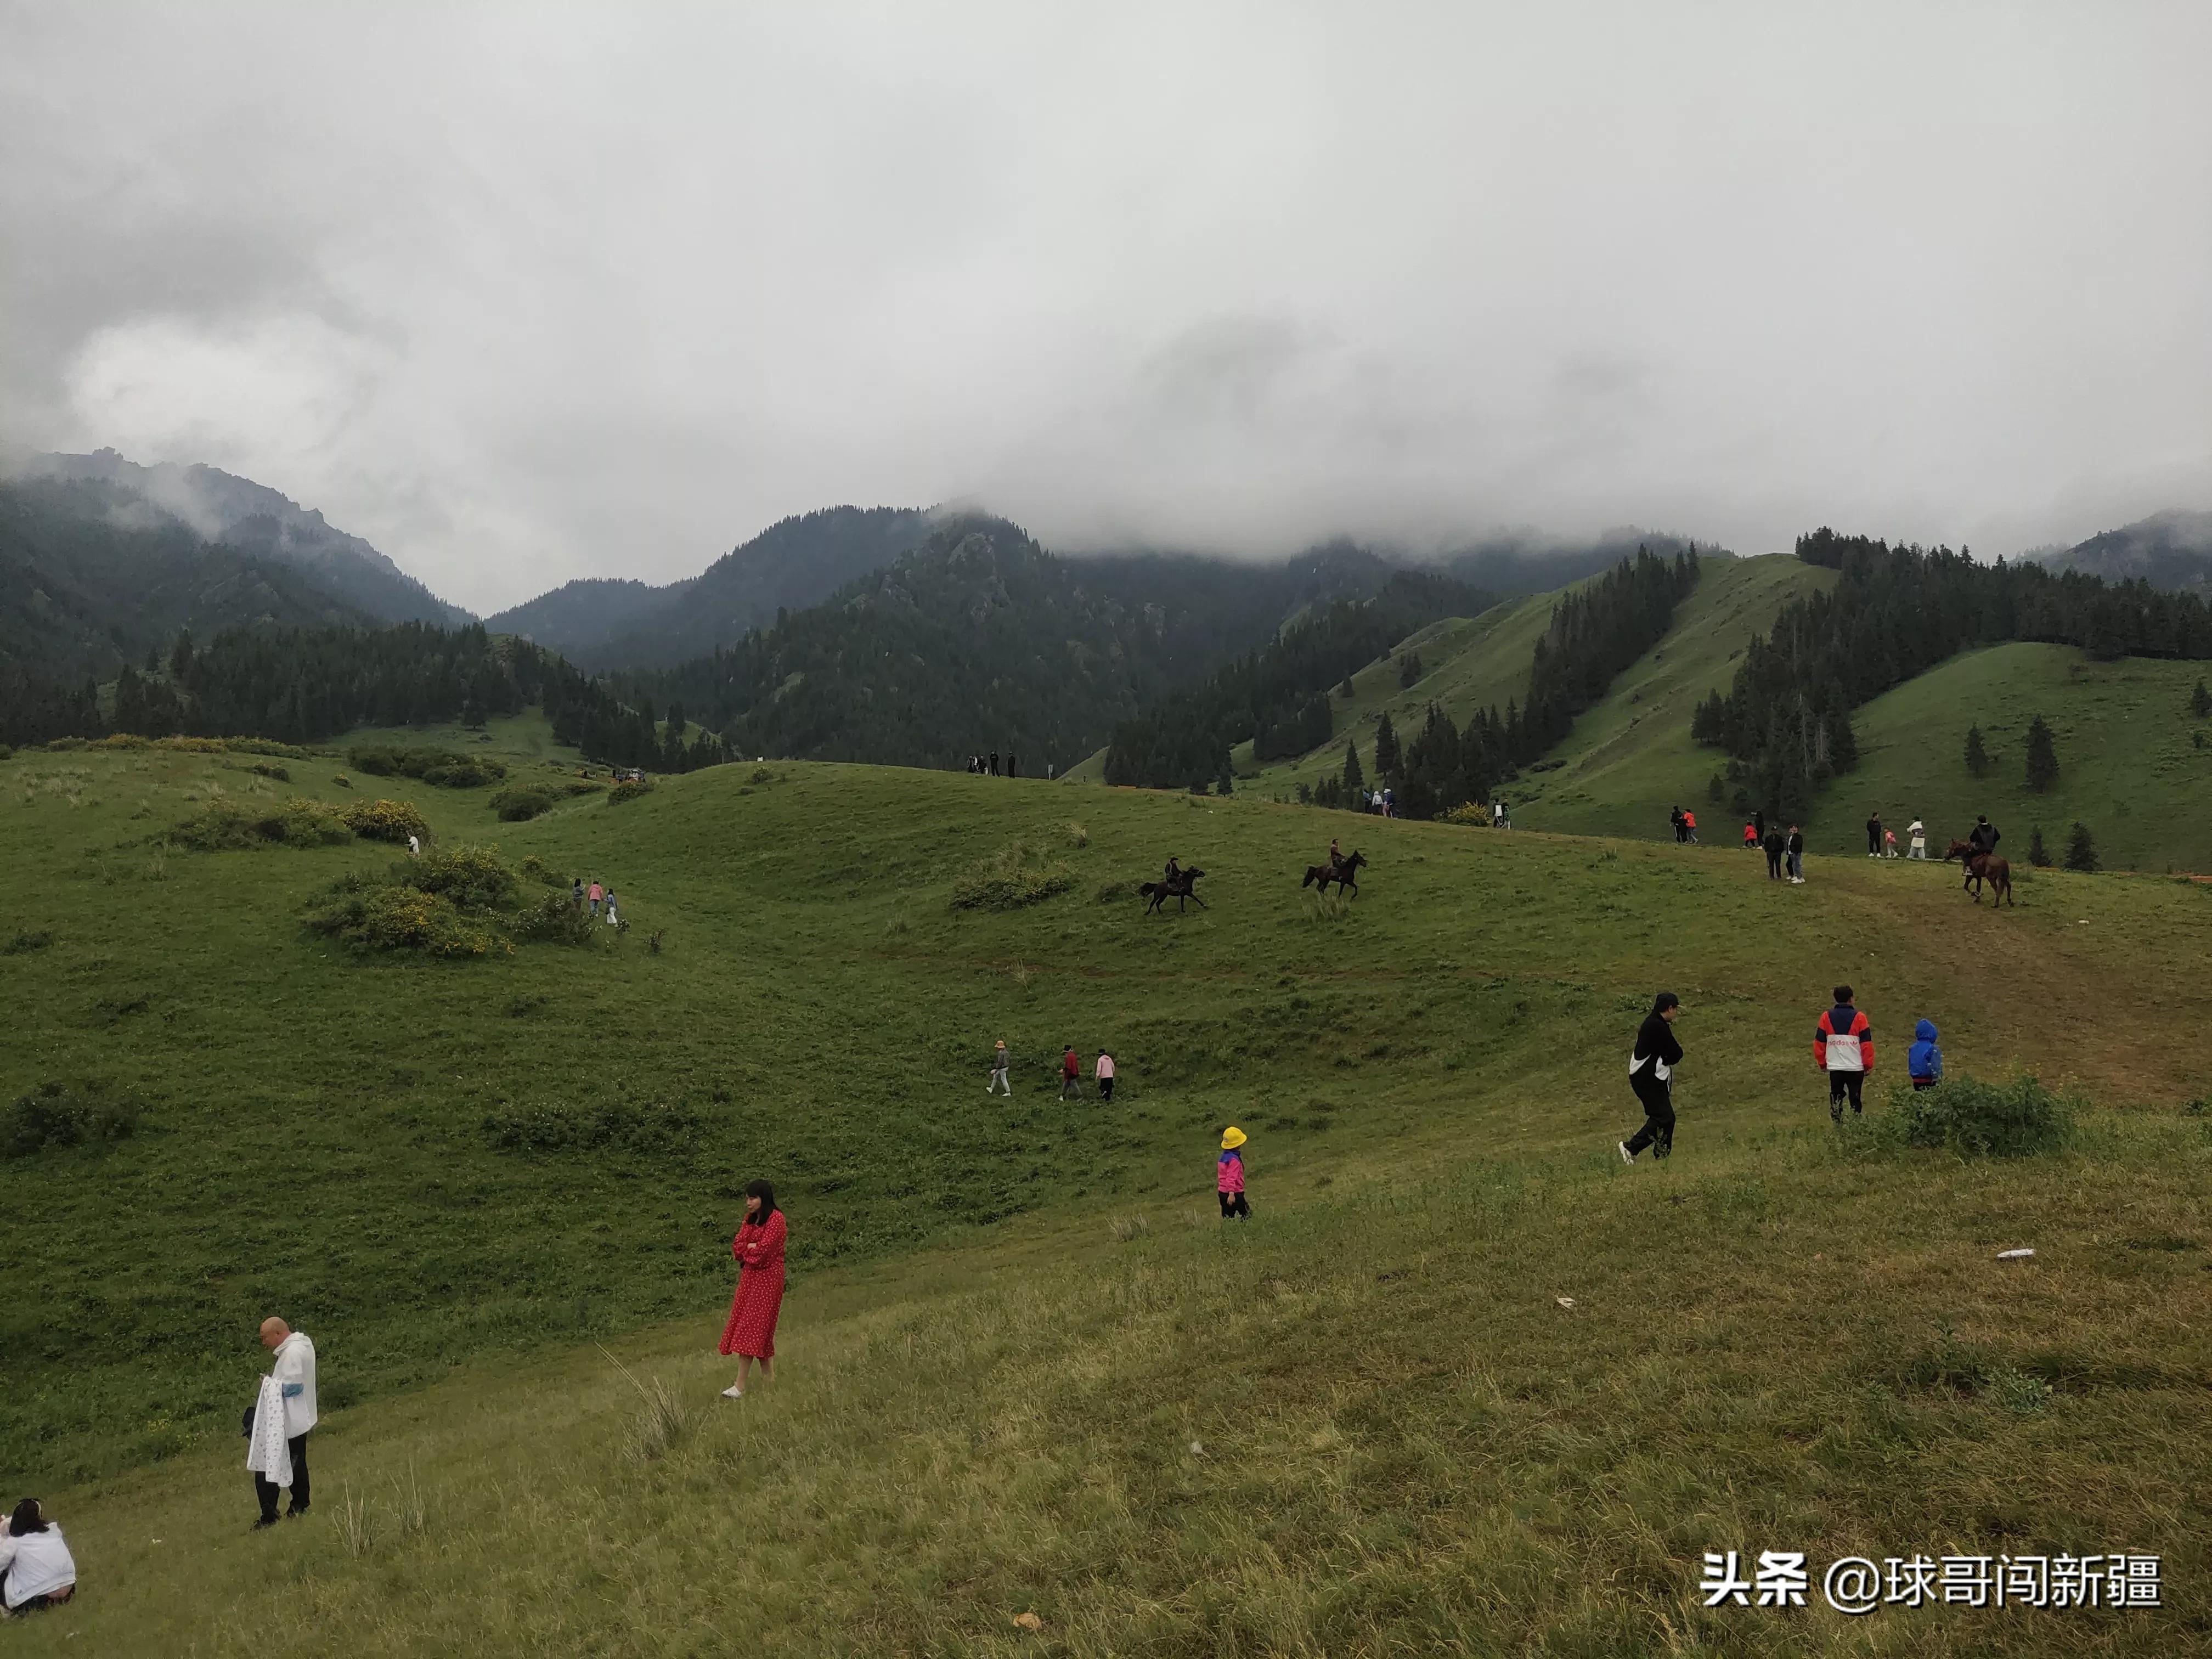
[1908,1019,1943,1091]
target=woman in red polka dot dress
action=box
[719,1180,786,1398]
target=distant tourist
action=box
[571,877,584,909]
[988,1038,1012,1096]
[718,1181,786,1399]
[249,1317,317,1528]
[1217,1126,1250,1219]
[1866,810,1882,856]
[1095,1049,1115,1101]
[407,833,421,858]
[1786,825,1805,883]
[1617,991,1684,1164]
[1670,805,1684,843]
[1743,820,1759,850]
[1908,1018,1944,1091]
[1883,826,1898,858]
[1681,808,1697,844]
[989,751,1000,776]
[589,879,604,917]
[1968,815,2000,859]
[0,1499,75,1613]
[1060,1045,1082,1099]
[604,889,619,927]
[1763,826,1786,880]
[1814,985,1875,1122]
[1007,753,1018,777]
[1907,817,1927,860]
[1496,798,1509,829]
[1493,800,1506,828]
[1753,809,1765,841]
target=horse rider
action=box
[1967,815,2000,864]
[1164,855,1182,887]
[1328,837,1341,870]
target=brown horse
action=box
[1140,866,1207,913]
[1302,849,1368,896]
[1943,840,2013,907]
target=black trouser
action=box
[1765,850,1782,879]
[253,1432,312,1519]
[1218,1191,1249,1219]
[1868,827,1881,854]
[1829,1071,1864,1120]
[1624,1072,1674,1158]
[1098,1076,1114,1101]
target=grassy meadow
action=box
[4,727,2212,1654]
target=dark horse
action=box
[1943,840,2014,908]
[1140,866,1207,914]
[1302,849,1368,896]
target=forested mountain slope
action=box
[2035,507,2212,597]
[1,447,469,628]
[487,505,935,669]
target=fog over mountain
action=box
[4,5,2210,614]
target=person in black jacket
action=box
[1786,825,1806,883]
[1763,827,1786,880]
[1617,992,1684,1164]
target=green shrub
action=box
[951,843,1076,911]
[510,890,600,946]
[3,928,55,955]
[347,746,508,788]
[410,844,519,911]
[3,1081,143,1158]
[303,881,500,958]
[517,854,561,886]
[481,1098,698,1153]
[247,761,291,782]
[0,744,15,762]
[170,797,353,850]
[491,786,556,822]
[608,779,654,805]
[562,779,605,797]
[1883,1073,2079,1158]
[348,744,402,776]
[342,798,431,844]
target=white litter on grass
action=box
[2078,919,2089,926]
[1189,1440,1204,1455]
[1997,1248,2036,1260]
[1555,1296,1576,1308]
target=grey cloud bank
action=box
[4,2,2209,614]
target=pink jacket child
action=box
[1216,1126,1249,1220]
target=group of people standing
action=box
[1668,805,1700,843]
[1861,810,1929,859]
[1618,984,1948,1163]
[1738,812,1807,882]
[965,752,1020,776]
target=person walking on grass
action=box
[605,889,619,927]
[1617,992,1684,1164]
[1742,820,1758,850]
[588,879,603,917]
[719,1181,786,1398]
[987,1038,1011,1096]
[1670,805,1685,843]
[1815,985,1875,1122]
[408,832,421,859]
[1763,826,1785,881]
[1908,817,1926,860]
[249,1317,317,1529]
[1217,1126,1250,1218]
[572,877,584,910]
[1786,825,1805,883]
[0,1499,77,1614]
[1866,810,1882,856]
[1884,826,1899,859]
[1095,1049,1115,1101]
[1908,1019,1944,1091]
[1060,1045,1082,1099]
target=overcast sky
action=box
[5,3,2210,614]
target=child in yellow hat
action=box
[1217,1126,1249,1220]
[987,1039,1011,1096]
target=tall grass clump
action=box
[3,1080,143,1158]
[950,842,1076,911]
[1880,1073,2080,1159]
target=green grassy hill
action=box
[1801,642,2212,870]
[5,735,2212,1652]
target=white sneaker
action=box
[720,1386,743,1399]
[1617,1141,1635,1165]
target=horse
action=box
[1303,849,1367,896]
[1943,840,2013,908]
[1140,865,1207,914]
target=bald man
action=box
[251,1317,318,1527]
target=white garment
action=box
[273,1330,318,1436]
[247,1375,292,1487]
[0,1525,76,1609]
[606,904,618,926]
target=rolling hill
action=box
[3,735,2209,1652]
[2035,507,2212,597]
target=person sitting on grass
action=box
[0,1499,76,1615]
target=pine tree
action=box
[2028,826,2051,866]
[2064,821,2099,872]
[2193,679,2211,718]
[1341,741,1364,797]
[1964,724,1990,777]
[1373,712,1400,780]
[1706,771,1723,803]
[2024,714,2058,792]
[1339,676,1355,700]
[1397,651,1423,689]
[1215,762,1233,796]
